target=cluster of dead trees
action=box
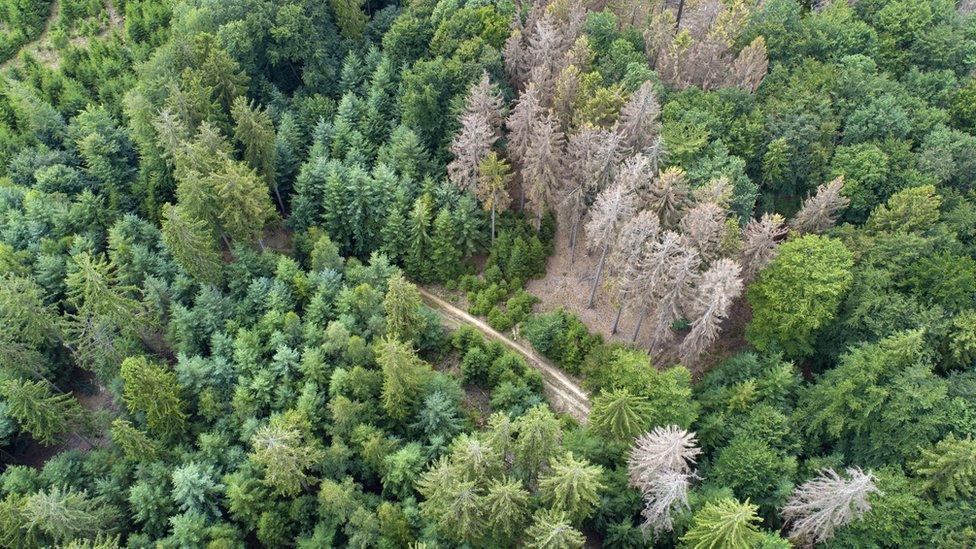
[447,0,844,364]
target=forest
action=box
[0,0,975,546]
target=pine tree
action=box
[250,413,326,496]
[615,80,662,155]
[209,160,275,245]
[476,152,513,241]
[513,404,563,483]
[585,183,638,308]
[539,452,606,522]
[110,418,160,462]
[384,272,424,343]
[160,203,222,283]
[482,477,531,543]
[120,356,187,439]
[1,378,82,445]
[589,388,653,443]
[430,207,462,282]
[21,487,112,543]
[782,468,880,544]
[523,509,585,549]
[790,176,849,235]
[913,434,976,501]
[405,195,435,283]
[681,498,763,549]
[375,337,433,423]
[231,97,280,210]
[679,259,743,364]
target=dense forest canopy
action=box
[0,0,975,547]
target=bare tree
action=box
[524,113,566,226]
[585,182,638,308]
[526,13,562,103]
[616,80,662,156]
[782,468,881,545]
[639,470,694,538]
[506,84,544,169]
[504,24,527,89]
[466,71,505,138]
[646,246,700,350]
[563,128,621,261]
[729,36,770,93]
[629,231,684,342]
[679,201,727,263]
[448,110,494,192]
[628,426,702,488]
[739,213,786,282]
[648,166,690,226]
[679,258,742,364]
[609,210,661,333]
[790,176,849,235]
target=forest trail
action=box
[418,287,591,423]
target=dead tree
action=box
[648,166,690,227]
[615,80,662,156]
[679,201,728,263]
[646,246,700,351]
[563,128,622,261]
[629,231,684,341]
[524,113,566,227]
[678,258,743,364]
[790,176,849,235]
[585,182,638,308]
[782,468,881,545]
[739,213,787,282]
[609,210,661,334]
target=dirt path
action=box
[418,287,591,423]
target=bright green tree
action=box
[405,194,434,282]
[383,271,424,343]
[747,235,854,357]
[0,379,82,445]
[913,434,976,501]
[209,160,275,244]
[250,412,325,496]
[109,418,160,462]
[160,203,222,283]
[680,498,763,549]
[539,452,605,522]
[375,337,433,423]
[120,356,187,439]
[231,97,280,209]
[524,509,585,549]
[482,477,530,543]
[513,404,563,483]
[589,388,653,443]
[21,487,114,544]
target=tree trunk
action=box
[491,204,496,242]
[611,305,623,334]
[258,237,266,251]
[273,184,286,213]
[221,233,231,250]
[632,306,647,342]
[587,241,610,308]
[675,0,685,33]
[569,219,580,264]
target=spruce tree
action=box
[523,509,585,549]
[589,388,653,443]
[120,356,187,439]
[430,207,461,282]
[680,498,763,549]
[383,272,424,343]
[539,452,605,522]
[913,434,976,501]
[405,195,434,283]
[0,378,82,445]
[160,203,222,283]
[110,418,160,462]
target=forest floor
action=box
[525,224,752,376]
[17,371,114,468]
[418,286,591,423]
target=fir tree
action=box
[120,356,187,439]
[0,378,82,446]
[160,203,222,283]
[430,207,461,282]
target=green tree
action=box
[430,207,461,282]
[383,272,424,343]
[109,418,159,462]
[21,487,115,544]
[405,194,434,282]
[589,388,653,443]
[329,0,368,40]
[476,151,512,241]
[524,509,585,549]
[513,404,563,483]
[913,434,976,501]
[482,477,530,543]
[160,203,222,283]
[250,412,325,496]
[680,498,763,549]
[539,452,605,522]
[375,337,433,423]
[120,356,187,439]
[209,160,275,245]
[747,235,854,357]
[0,379,82,445]
[231,97,280,210]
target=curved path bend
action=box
[418,287,591,423]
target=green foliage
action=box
[680,498,763,549]
[119,356,187,439]
[0,378,82,445]
[522,309,602,375]
[747,235,854,357]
